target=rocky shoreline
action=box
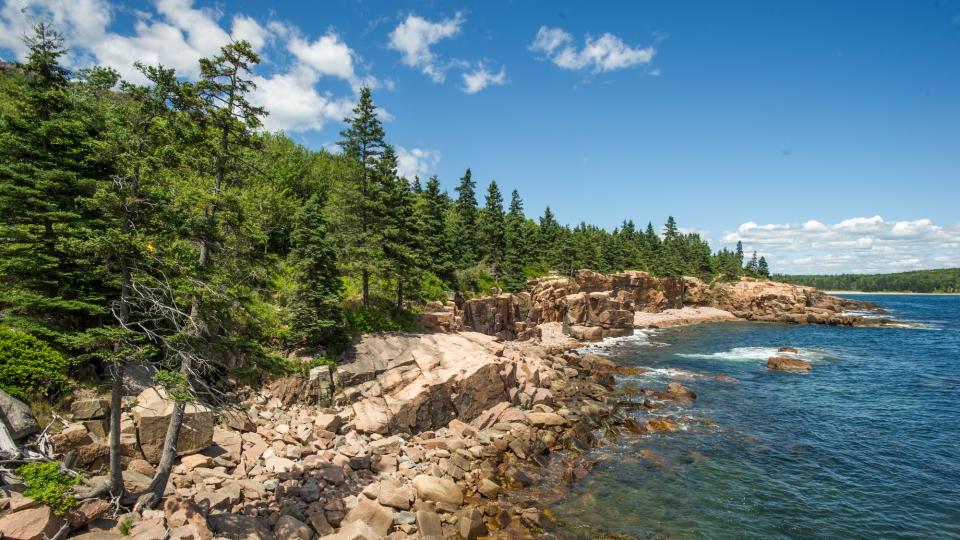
[0,273,892,540]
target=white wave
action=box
[577,329,657,353]
[629,367,703,379]
[841,309,887,319]
[676,346,837,362]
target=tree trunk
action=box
[362,270,370,308]
[108,362,125,496]
[396,277,403,314]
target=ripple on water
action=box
[549,295,960,539]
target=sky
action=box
[1,0,959,274]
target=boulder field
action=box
[1,332,640,539]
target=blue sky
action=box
[2,0,959,273]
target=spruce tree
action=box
[379,146,419,312]
[333,87,388,307]
[746,251,759,274]
[758,256,770,277]
[538,206,561,269]
[289,194,343,348]
[480,180,505,276]
[736,240,745,267]
[451,168,479,265]
[143,40,267,509]
[416,176,453,280]
[0,23,111,353]
[502,190,527,291]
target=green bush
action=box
[0,326,70,399]
[453,263,497,296]
[411,272,448,303]
[17,462,80,515]
[343,305,416,335]
[522,262,552,279]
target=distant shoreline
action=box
[826,291,960,296]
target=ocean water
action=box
[550,295,960,539]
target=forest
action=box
[0,25,780,507]
[778,268,960,293]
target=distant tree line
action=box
[778,268,960,293]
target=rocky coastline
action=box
[0,273,888,540]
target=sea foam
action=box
[676,346,837,362]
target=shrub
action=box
[343,305,416,335]
[0,326,69,399]
[17,462,80,515]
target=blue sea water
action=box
[550,295,960,539]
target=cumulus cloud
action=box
[396,147,441,180]
[722,216,960,274]
[461,63,506,94]
[0,0,382,133]
[388,12,463,83]
[530,25,656,73]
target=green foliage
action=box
[778,268,960,293]
[343,305,416,335]
[454,263,497,296]
[411,272,448,303]
[17,462,80,516]
[0,326,69,399]
[153,370,192,402]
[118,516,134,536]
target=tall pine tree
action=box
[451,168,479,266]
[480,180,505,276]
[333,87,388,307]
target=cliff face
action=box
[412,271,877,342]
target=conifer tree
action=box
[758,256,770,277]
[746,251,759,274]
[451,169,479,265]
[480,180,505,275]
[736,240,745,267]
[416,176,453,280]
[0,23,111,353]
[289,194,343,347]
[502,190,527,291]
[143,40,266,509]
[538,207,561,268]
[333,87,388,307]
[379,146,419,312]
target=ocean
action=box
[549,294,960,539]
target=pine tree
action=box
[735,240,745,267]
[538,206,561,268]
[333,87,388,307]
[416,176,453,280]
[289,194,343,348]
[379,146,420,312]
[758,256,770,277]
[451,168,479,265]
[746,251,759,274]
[502,190,527,291]
[480,180,505,276]
[143,40,267,509]
[0,23,111,353]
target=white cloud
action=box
[396,147,441,180]
[288,33,355,81]
[723,215,960,274]
[388,12,463,83]
[0,0,380,133]
[461,63,506,94]
[251,67,355,133]
[530,25,656,73]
